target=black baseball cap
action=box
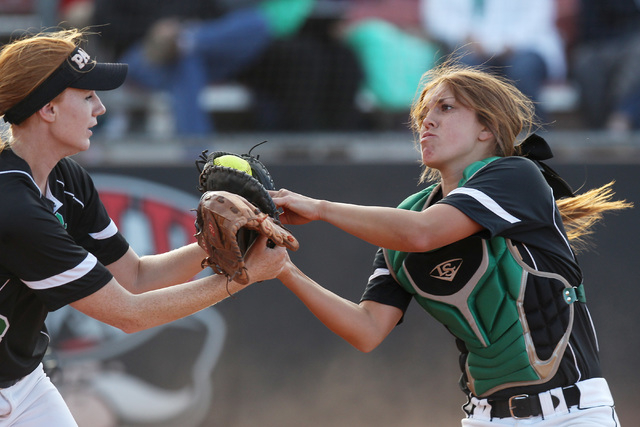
[3,46,128,125]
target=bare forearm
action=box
[72,273,246,333]
[278,263,390,352]
[135,243,207,293]
[126,274,245,331]
[317,201,483,252]
[317,200,426,251]
[77,237,287,332]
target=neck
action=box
[438,165,467,196]
[439,154,499,196]
[10,127,61,194]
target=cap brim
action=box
[69,62,128,91]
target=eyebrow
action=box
[424,96,455,110]
[435,96,455,104]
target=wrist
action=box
[276,259,298,284]
[316,199,329,222]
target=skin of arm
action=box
[271,189,483,252]
[107,242,207,294]
[71,236,286,333]
[277,260,404,353]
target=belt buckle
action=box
[508,394,533,419]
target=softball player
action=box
[270,61,629,425]
[0,29,285,426]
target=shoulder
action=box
[465,156,547,189]
[0,149,39,191]
[54,157,91,180]
[0,169,41,214]
[51,157,97,197]
[0,187,56,243]
[479,156,542,176]
[450,156,553,209]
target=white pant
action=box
[462,378,621,426]
[0,364,77,427]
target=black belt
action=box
[0,378,20,389]
[489,385,581,419]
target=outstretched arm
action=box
[72,236,286,333]
[108,242,207,294]
[271,188,482,252]
[276,260,403,352]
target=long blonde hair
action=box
[556,182,631,252]
[0,29,85,149]
[410,60,632,251]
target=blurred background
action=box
[1,0,639,426]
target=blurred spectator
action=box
[419,0,567,122]
[92,0,316,135]
[606,83,640,133]
[237,0,364,131]
[336,0,440,113]
[58,0,94,29]
[570,0,640,131]
[0,0,35,14]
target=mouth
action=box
[420,132,435,143]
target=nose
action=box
[422,110,436,128]
[93,93,106,117]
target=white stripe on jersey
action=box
[368,268,390,282]
[0,170,41,196]
[448,187,521,224]
[89,219,118,240]
[22,253,97,290]
[65,191,85,208]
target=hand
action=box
[242,235,289,283]
[269,188,322,225]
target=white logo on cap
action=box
[70,48,91,69]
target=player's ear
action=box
[478,126,494,142]
[37,102,57,123]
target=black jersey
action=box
[362,157,601,398]
[0,149,129,383]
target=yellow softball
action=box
[213,155,253,175]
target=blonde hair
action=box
[409,59,632,251]
[0,28,85,149]
[557,182,632,252]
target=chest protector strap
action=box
[384,159,576,397]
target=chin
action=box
[421,154,436,166]
[76,139,91,152]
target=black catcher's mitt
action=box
[196,142,278,217]
[194,142,298,283]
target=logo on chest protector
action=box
[429,259,463,281]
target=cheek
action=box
[59,105,84,125]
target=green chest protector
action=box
[383,158,582,397]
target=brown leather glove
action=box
[195,191,298,285]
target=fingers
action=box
[268,188,315,225]
[268,188,289,206]
[248,234,271,254]
[269,188,296,225]
[244,235,289,283]
[268,188,289,197]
